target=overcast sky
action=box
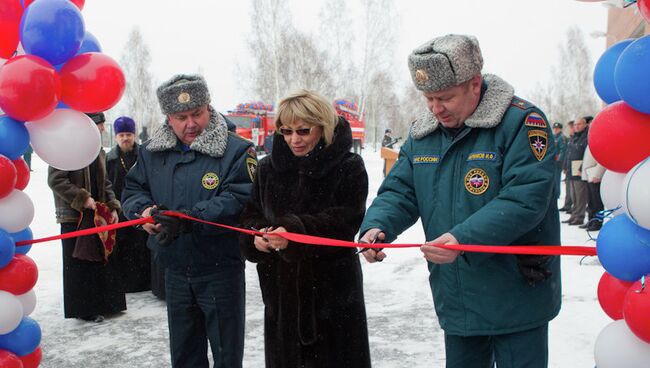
[81,0,609,113]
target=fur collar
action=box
[410,74,515,140]
[146,106,228,157]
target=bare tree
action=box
[115,27,161,134]
[527,26,599,125]
[318,0,356,98]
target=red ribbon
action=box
[16,211,597,256]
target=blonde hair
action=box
[275,89,338,145]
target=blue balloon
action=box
[10,227,33,255]
[20,0,85,65]
[76,31,102,54]
[597,214,650,281]
[56,101,69,109]
[0,115,30,160]
[615,34,650,114]
[593,39,634,104]
[0,317,41,356]
[0,229,15,268]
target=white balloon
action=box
[622,157,650,230]
[0,290,23,334]
[600,170,626,216]
[595,320,650,368]
[16,290,36,316]
[0,189,34,233]
[26,109,101,171]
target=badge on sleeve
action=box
[201,172,220,190]
[528,130,548,161]
[464,168,490,195]
[524,112,547,128]
[246,157,257,182]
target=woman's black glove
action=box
[151,207,193,247]
[516,255,553,286]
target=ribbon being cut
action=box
[17,210,597,257]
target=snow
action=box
[21,148,609,367]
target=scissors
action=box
[356,231,384,261]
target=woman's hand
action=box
[264,226,289,251]
[254,228,272,253]
[110,210,119,224]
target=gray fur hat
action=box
[408,34,483,92]
[157,74,211,115]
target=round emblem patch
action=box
[178,92,191,104]
[415,69,429,82]
[201,172,219,190]
[464,168,489,195]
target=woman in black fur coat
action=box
[240,90,371,368]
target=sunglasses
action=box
[278,127,315,136]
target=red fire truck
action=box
[224,102,275,151]
[334,98,365,154]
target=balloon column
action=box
[584,1,650,366]
[0,0,125,366]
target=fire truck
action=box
[224,102,275,151]
[334,98,365,154]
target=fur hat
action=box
[157,74,211,115]
[552,122,563,129]
[86,112,106,125]
[114,116,136,135]
[408,34,483,92]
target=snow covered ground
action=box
[23,148,609,367]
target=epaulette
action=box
[510,97,534,110]
[228,131,251,143]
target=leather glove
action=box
[516,255,553,286]
[151,207,193,247]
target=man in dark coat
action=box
[106,116,152,294]
[47,112,126,323]
[121,74,255,368]
[552,122,567,200]
[240,90,371,368]
[360,34,560,368]
[563,116,590,225]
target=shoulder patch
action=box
[524,112,547,128]
[528,130,548,161]
[246,157,257,182]
[247,146,257,158]
[510,97,534,110]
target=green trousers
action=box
[444,324,548,368]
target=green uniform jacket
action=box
[361,74,561,336]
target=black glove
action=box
[151,207,193,247]
[516,255,553,286]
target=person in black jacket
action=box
[240,89,371,368]
[106,116,152,294]
[121,75,255,368]
[562,116,590,225]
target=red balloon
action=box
[598,271,634,320]
[18,347,41,368]
[0,254,38,295]
[589,101,650,173]
[623,279,650,343]
[639,0,650,22]
[0,155,17,199]
[11,158,29,190]
[0,350,23,368]
[23,0,83,10]
[0,55,61,122]
[0,0,23,59]
[60,53,126,113]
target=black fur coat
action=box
[240,117,371,368]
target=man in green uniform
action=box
[360,34,561,368]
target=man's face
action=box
[422,75,482,129]
[574,118,587,133]
[553,127,562,135]
[167,105,210,145]
[116,132,135,151]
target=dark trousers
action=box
[445,324,548,368]
[563,175,573,209]
[569,180,588,222]
[587,182,604,220]
[165,266,245,368]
